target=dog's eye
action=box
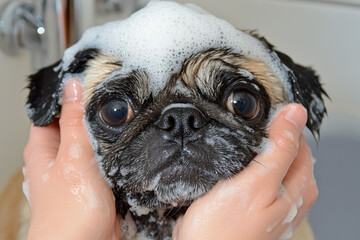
[99,99,134,127]
[226,90,260,119]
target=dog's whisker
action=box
[85,160,101,174]
[162,207,174,221]
[93,173,108,185]
[252,158,269,169]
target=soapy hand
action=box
[23,79,120,240]
[173,104,318,240]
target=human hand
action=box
[173,104,318,240]
[23,79,120,240]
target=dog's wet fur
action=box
[26,33,327,239]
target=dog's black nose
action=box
[157,105,208,139]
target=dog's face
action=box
[85,49,275,211]
[26,2,327,219]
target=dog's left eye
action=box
[99,99,134,127]
[226,90,260,120]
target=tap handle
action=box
[0,1,45,55]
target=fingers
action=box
[24,120,60,169]
[281,136,318,212]
[266,136,318,237]
[173,104,315,240]
[244,104,307,205]
[59,79,85,138]
[58,79,94,163]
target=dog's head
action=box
[26,2,327,215]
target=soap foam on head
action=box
[61,0,292,98]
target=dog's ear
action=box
[247,31,328,137]
[26,48,99,126]
[26,61,62,126]
[275,50,328,137]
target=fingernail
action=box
[63,79,82,102]
[284,104,307,130]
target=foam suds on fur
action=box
[126,194,151,216]
[121,212,137,239]
[156,180,206,205]
[59,0,292,98]
[144,173,161,191]
[238,69,254,80]
[251,137,273,155]
[309,93,325,127]
[25,104,35,121]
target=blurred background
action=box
[0,0,359,239]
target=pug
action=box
[2,1,327,240]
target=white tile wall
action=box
[0,49,30,191]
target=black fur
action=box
[249,31,328,137]
[67,48,99,74]
[26,48,99,126]
[26,60,62,126]
[275,51,328,136]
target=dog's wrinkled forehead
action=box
[81,49,285,108]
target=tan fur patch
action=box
[181,51,285,104]
[83,53,122,106]
[181,51,225,97]
[236,58,285,104]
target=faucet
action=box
[0,0,148,71]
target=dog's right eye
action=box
[99,99,134,127]
[226,90,260,120]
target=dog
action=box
[1,1,326,240]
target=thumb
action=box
[59,79,84,132]
[58,79,94,161]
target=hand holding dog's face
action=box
[25,2,327,239]
[173,104,318,240]
[24,80,121,240]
